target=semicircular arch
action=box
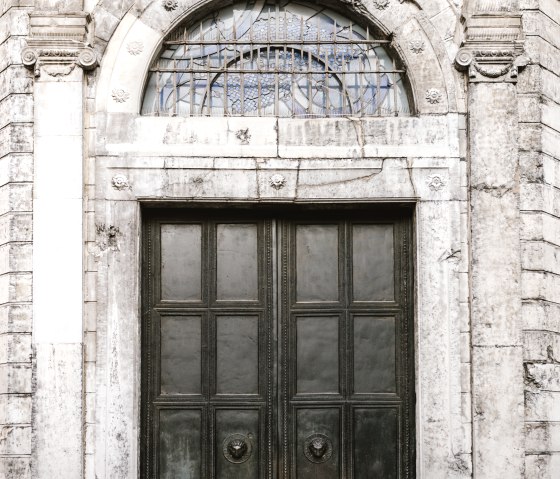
[93,0,462,116]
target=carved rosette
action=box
[425,88,442,104]
[409,39,425,54]
[372,0,390,9]
[112,89,130,103]
[427,174,445,192]
[127,41,144,55]
[112,174,131,190]
[162,0,179,10]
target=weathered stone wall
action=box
[4,0,560,478]
[0,1,34,478]
[86,2,470,479]
[520,1,560,477]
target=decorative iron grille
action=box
[142,1,411,117]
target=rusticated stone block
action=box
[0,66,32,99]
[0,94,33,130]
[0,125,33,158]
[0,456,31,479]
[0,304,32,334]
[0,363,32,394]
[0,394,31,424]
[0,243,32,275]
[0,273,32,304]
[0,333,31,364]
[0,213,32,245]
[0,154,33,186]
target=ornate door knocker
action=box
[304,433,333,463]
[223,433,252,464]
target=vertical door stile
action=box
[343,220,352,479]
[280,218,290,479]
[267,219,276,479]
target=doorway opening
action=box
[141,206,415,478]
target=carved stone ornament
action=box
[126,41,144,55]
[409,39,425,54]
[455,47,529,82]
[162,0,179,10]
[111,174,130,190]
[269,174,286,190]
[425,88,442,104]
[223,434,252,464]
[427,174,445,191]
[235,128,251,145]
[455,13,529,83]
[338,0,413,16]
[304,434,333,464]
[23,13,98,78]
[112,89,130,103]
[373,0,390,9]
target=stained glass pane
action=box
[142,1,411,117]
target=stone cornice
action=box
[455,12,529,83]
[22,12,98,77]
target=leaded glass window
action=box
[142,1,412,117]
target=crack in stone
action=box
[345,116,366,159]
[471,183,513,198]
[405,157,417,197]
[296,164,384,189]
[440,249,462,262]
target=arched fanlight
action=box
[142,0,411,117]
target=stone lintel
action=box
[455,13,528,83]
[22,11,97,78]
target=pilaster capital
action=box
[455,13,529,83]
[22,12,98,78]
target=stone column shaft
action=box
[468,82,524,478]
[27,10,94,479]
[457,3,527,477]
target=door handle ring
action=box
[223,433,252,464]
[304,433,333,464]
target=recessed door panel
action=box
[216,315,260,395]
[353,315,397,394]
[160,315,202,395]
[143,211,414,479]
[216,223,259,301]
[158,409,202,479]
[161,224,202,301]
[215,409,260,479]
[353,407,399,479]
[295,316,340,395]
[295,408,341,479]
[352,224,394,302]
[295,224,339,302]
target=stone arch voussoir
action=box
[93,0,462,115]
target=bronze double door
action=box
[142,209,414,479]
